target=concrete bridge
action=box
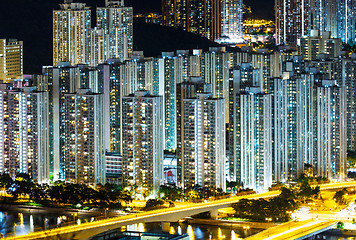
[7,181,356,240]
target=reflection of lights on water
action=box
[138,223,145,232]
[169,226,175,235]
[195,227,204,239]
[127,224,136,231]
[77,219,81,225]
[187,225,195,240]
[231,230,236,240]
[29,215,34,232]
[18,213,24,226]
[231,230,242,240]
[218,227,226,239]
[177,225,182,235]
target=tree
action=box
[159,185,183,201]
[232,189,299,222]
[144,199,164,210]
[0,173,13,189]
[334,188,348,205]
[7,173,41,200]
[298,181,320,202]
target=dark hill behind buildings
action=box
[0,0,221,74]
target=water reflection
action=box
[187,225,195,240]
[123,222,260,240]
[0,210,95,238]
[29,215,33,232]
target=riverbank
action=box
[0,203,122,217]
[324,228,356,236]
[184,218,278,229]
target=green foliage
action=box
[183,185,228,201]
[144,199,165,210]
[232,189,299,222]
[269,182,284,191]
[348,151,356,168]
[7,173,44,201]
[334,188,348,205]
[298,174,330,185]
[297,180,320,202]
[48,182,132,207]
[0,173,13,189]
[0,174,132,209]
[159,185,183,201]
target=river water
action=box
[0,209,355,239]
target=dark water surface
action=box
[0,209,98,238]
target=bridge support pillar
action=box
[161,222,170,232]
[210,209,219,219]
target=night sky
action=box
[0,0,274,74]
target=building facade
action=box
[53,1,91,66]
[0,84,49,183]
[122,91,164,195]
[177,93,226,191]
[236,87,272,191]
[63,89,105,185]
[0,39,23,83]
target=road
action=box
[245,219,336,240]
[6,181,356,240]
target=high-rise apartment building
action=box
[54,0,133,66]
[63,89,105,185]
[177,93,226,191]
[296,72,316,172]
[159,52,177,151]
[312,0,355,43]
[0,84,49,183]
[162,0,221,40]
[228,63,260,182]
[235,87,272,191]
[300,31,342,60]
[273,72,302,182]
[314,80,347,180]
[53,1,91,66]
[122,52,154,94]
[343,56,356,151]
[0,39,23,83]
[276,0,355,45]
[176,77,211,184]
[275,0,311,44]
[220,0,243,43]
[97,0,133,61]
[41,63,82,180]
[202,47,230,122]
[98,61,123,153]
[122,91,164,195]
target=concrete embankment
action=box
[325,228,356,236]
[184,218,278,229]
[0,203,113,216]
